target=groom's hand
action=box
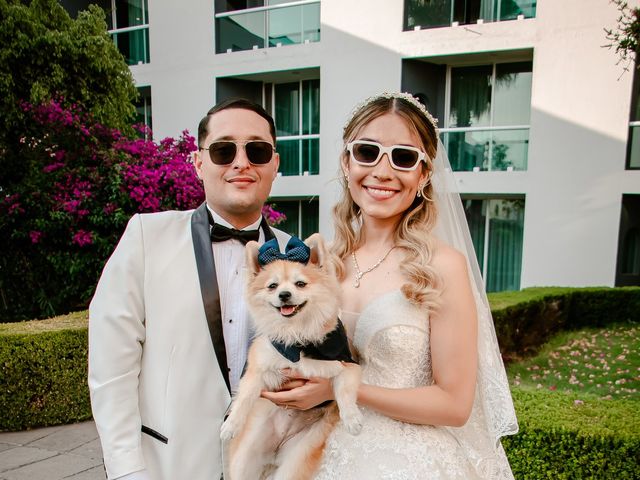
[260,369,334,410]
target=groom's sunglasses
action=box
[346,140,427,171]
[200,140,275,166]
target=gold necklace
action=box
[351,246,395,288]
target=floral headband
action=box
[344,92,440,137]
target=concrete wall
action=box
[128,0,640,288]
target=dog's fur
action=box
[220,234,362,480]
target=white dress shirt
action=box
[209,208,264,394]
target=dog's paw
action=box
[220,419,237,441]
[341,408,364,436]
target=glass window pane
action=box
[444,130,490,171]
[112,28,150,65]
[302,138,319,175]
[633,73,640,122]
[486,199,524,292]
[269,5,303,46]
[622,228,640,274]
[115,0,146,28]
[404,0,452,30]
[275,82,300,136]
[302,3,320,43]
[302,79,320,135]
[277,139,300,176]
[493,62,532,126]
[216,12,265,53]
[300,198,319,239]
[490,128,528,170]
[134,86,152,131]
[463,199,486,272]
[497,0,536,21]
[628,126,640,169]
[216,0,264,14]
[454,0,488,25]
[449,65,492,128]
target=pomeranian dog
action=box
[220,234,362,480]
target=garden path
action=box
[0,421,103,479]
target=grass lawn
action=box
[507,323,639,401]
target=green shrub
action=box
[505,388,640,479]
[489,287,640,360]
[0,325,91,431]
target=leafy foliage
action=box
[0,100,202,322]
[489,286,640,361]
[505,388,639,479]
[604,0,640,70]
[0,0,137,186]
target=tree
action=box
[0,0,138,321]
[0,0,137,188]
[604,0,640,70]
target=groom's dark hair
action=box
[197,98,277,148]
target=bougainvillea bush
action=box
[1,99,287,322]
[0,100,203,321]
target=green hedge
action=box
[488,286,640,360]
[0,327,91,431]
[505,388,640,479]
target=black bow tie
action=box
[210,223,260,245]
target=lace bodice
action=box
[314,291,514,480]
[352,290,431,389]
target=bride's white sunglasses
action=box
[346,140,427,171]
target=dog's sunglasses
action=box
[199,140,275,166]
[346,140,427,171]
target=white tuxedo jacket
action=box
[88,205,289,479]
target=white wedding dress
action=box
[314,290,514,480]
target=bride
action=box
[262,92,518,479]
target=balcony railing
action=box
[404,0,536,30]
[442,125,529,171]
[215,0,320,53]
[109,25,150,65]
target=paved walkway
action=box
[0,421,104,480]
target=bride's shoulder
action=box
[429,239,468,278]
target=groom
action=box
[88,99,289,480]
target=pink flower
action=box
[29,231,43,244]
[72,230,93,247]
[43,162,65,173]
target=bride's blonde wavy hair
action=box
[333,95,441,309]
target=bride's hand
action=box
[261,369,334,410]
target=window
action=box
[443,62,532,171]
[216,71,320,176]
[404,0,536,30]
[134,85,152,133]
[100,0,150,65]
[463,197,525,292]
[627,68,640,169]
[616,194,640,286]
[270,198,319,239]
[215,0,320,53]
[266,79,320,176]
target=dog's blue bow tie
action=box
[257,236,310,266]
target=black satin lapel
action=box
[260,217,276,241]
[191,203,230,392]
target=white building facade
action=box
[63,0,640,291]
